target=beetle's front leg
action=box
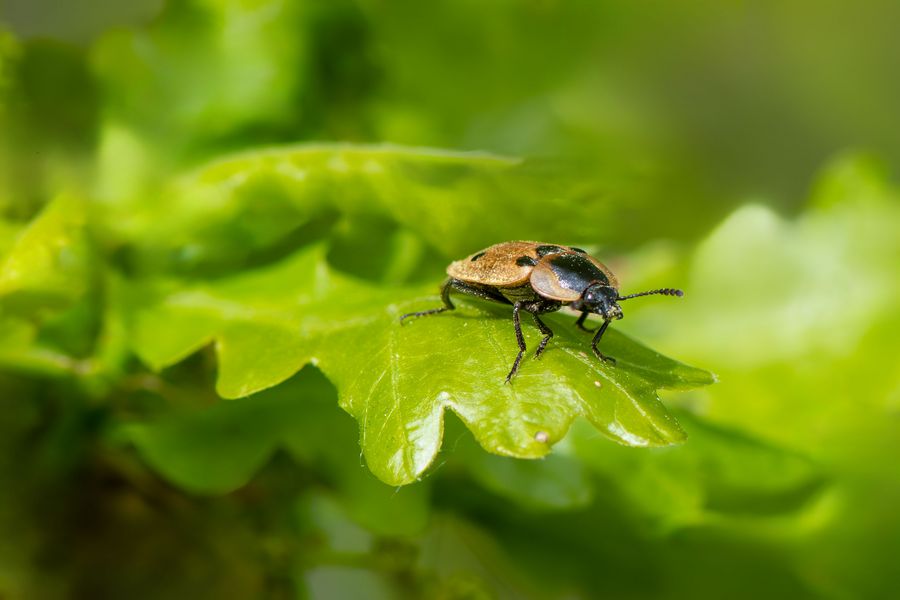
[574,311,597,333]
[590,319,616,365]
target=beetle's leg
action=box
[575,311,597,333]
[400,279,455,323]
[590,319,616,365]
[505,301,528,383]
[528,308,555,359]
[401,279,509,323]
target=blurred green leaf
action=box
[621,155,900,596]
[569,412,826,530]
[99,143,645,276]
[0,196,94,376]
[631,155,900,371]
[451,423,594,511]
[119,367,430,535]
[303,566,395,600]
[91,0,307,146]
[0,29,16,98]
[120,391,286,495]
[0,219,21,255]
[124,242,712,485]
[0,194,89,306]
[0,38,99,216]
[418,514,538,600]
[0,317,82,375]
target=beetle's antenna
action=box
[617,288,683,301]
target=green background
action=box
[1,1,898,598]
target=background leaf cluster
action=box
[2,1,900,599]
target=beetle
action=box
[400,241,683,382]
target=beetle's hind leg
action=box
[400,279,455,323]
[401,279,509,323]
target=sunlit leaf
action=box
[126,243,713,485]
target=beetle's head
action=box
[573,283,623,320]
[573,284,685,321]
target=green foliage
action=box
[2,1,900,598]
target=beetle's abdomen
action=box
[447,241,541,287]
[499,284,542,304]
